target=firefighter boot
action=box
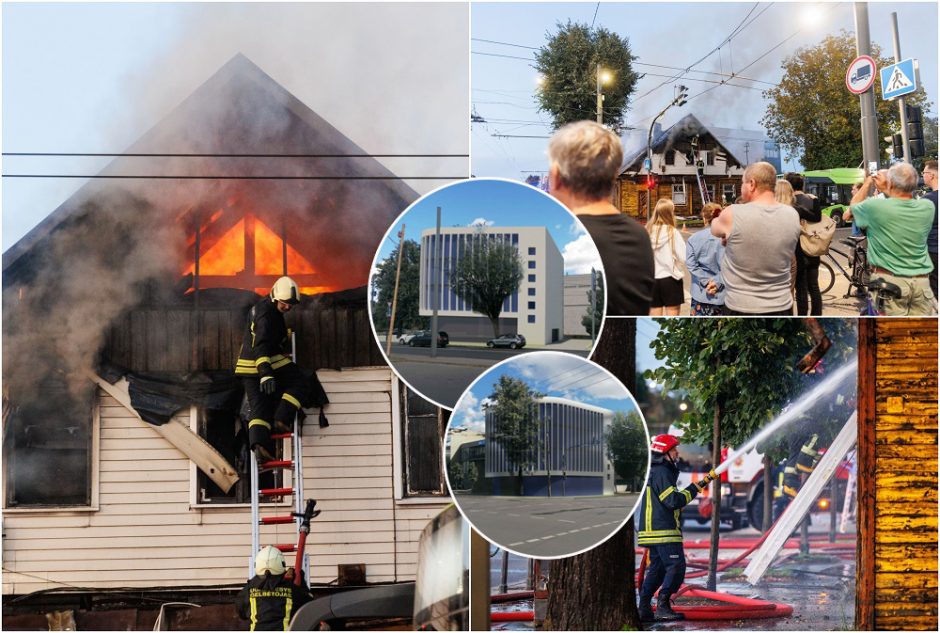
[655,596,685,621]
[638,597,656,623]
[248,421,275,462]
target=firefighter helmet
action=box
[271,276,300,305]
[650,434,680,454]
[255,545,286,576]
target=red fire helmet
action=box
[650,434,680,454]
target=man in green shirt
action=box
[846,163,936,316]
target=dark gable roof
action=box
[3,54,418,276]
[621,113,745,174]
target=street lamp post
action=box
[646,86,689,221]
[596,65,612,124]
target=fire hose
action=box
[292,499,320,586]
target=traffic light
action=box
[905,105,925,159]
[892,133,904,161]
[675,85,689,107]
[646,173,657,191]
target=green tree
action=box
[486,376,542,495]
[372,239,428,332]
[761,31,932,169]
[449,233,524,338]
[535,21,640,133]
[606,410,648,491]
[581,277,604,337]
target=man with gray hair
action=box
[709,161,801,315]
[547,120,654,315]
[846,162,936,315]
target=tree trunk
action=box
[707,400,722,591]
[762,454,773,532]
[545,320,638,630]
[491,316,500,339]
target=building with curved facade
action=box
[484,397,614,496]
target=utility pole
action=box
[744,142,750,164]
[890,12,911,163]
[854,2,881,171]
[590,268,597,344]
[431,208,441,358]
[646,85,689,220]
[596,63,603,124]
[385,223,406,356]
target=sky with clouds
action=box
[373,178,603,276]
[449,351,640,435]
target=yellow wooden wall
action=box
[872,319,938,630]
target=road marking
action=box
[559,519,576,524]
[509,541,524,547]
[526,538,541,543]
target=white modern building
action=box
[484,396,615,497]
[418,226,564,345]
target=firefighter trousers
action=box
[640,542,687,605]
[243,364,307,455]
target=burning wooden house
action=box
[2,55,453,627]
[617,114,745,219]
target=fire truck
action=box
[670,425,849,531]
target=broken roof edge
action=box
[3,53,420,274]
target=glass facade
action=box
[422,232,521,314]
[485,400,606,477]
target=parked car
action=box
[486,333,526,349]
[399,330,426,345]
[410,331,449,348]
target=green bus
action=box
[802,168,864,227]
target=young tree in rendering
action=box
[372,239,427,332]
[487,376,542,496]
[449,234,524,338]
[606,410,648,492]
[545,319,639,630]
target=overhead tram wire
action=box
[3,152,467,158]
[2,175,467,180]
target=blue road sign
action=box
[881,58,918,100]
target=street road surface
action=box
[457,493,640,558]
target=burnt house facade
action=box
[617,114,745,219]
[2,54,453,619]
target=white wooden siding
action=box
[2,367,449,595]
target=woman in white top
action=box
[646,198,687,316]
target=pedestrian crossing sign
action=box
[880,58,918,100]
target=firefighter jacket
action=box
[235,298,294,378]
[236,573,312,631]
[637,454,699,546]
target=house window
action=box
[672,184,686,205]
[194,407,282,505]
[528,261,536,270]
[722,183,736,204]
[705,151,715,166]
[3,378,96,508]
[528,315,536,323]
[664,150,675,166]
[528,274,536,283]
[400,383,448,497]
[706,184,716,203]
[528,301,536,310]
[528,288,536,296]
[528,247,536,255]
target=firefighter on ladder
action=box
[235,276,309,460]
[638,434,715,623]
[237,545,312,631]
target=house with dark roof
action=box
[616,114,746,219]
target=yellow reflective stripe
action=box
[637,535,684,544]
[645,488,652,532]
[783,485,798,497]
[256,355,272,367]
[658,486,676,501]
[680,488,693,503]
[638,529,683,536]
[281,393,301,409]
[801,446,819,457]
[284,596,292,630]
[797,463,814,473]
[271,356,291,370]
[784,467,798,475]
[260,376,274,384]
[249,419,271,430]
[235,367,259,376]
[250,595,257,631]
[237,359,256,366]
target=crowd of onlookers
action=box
[545,120,938,317]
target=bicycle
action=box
[818,235,869,296]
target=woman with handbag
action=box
[784,173,824,315]
[647,198,687,316]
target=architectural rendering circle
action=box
[445,351,650,559]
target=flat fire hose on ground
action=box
[743,411,858,584]
[87,371,239,492]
